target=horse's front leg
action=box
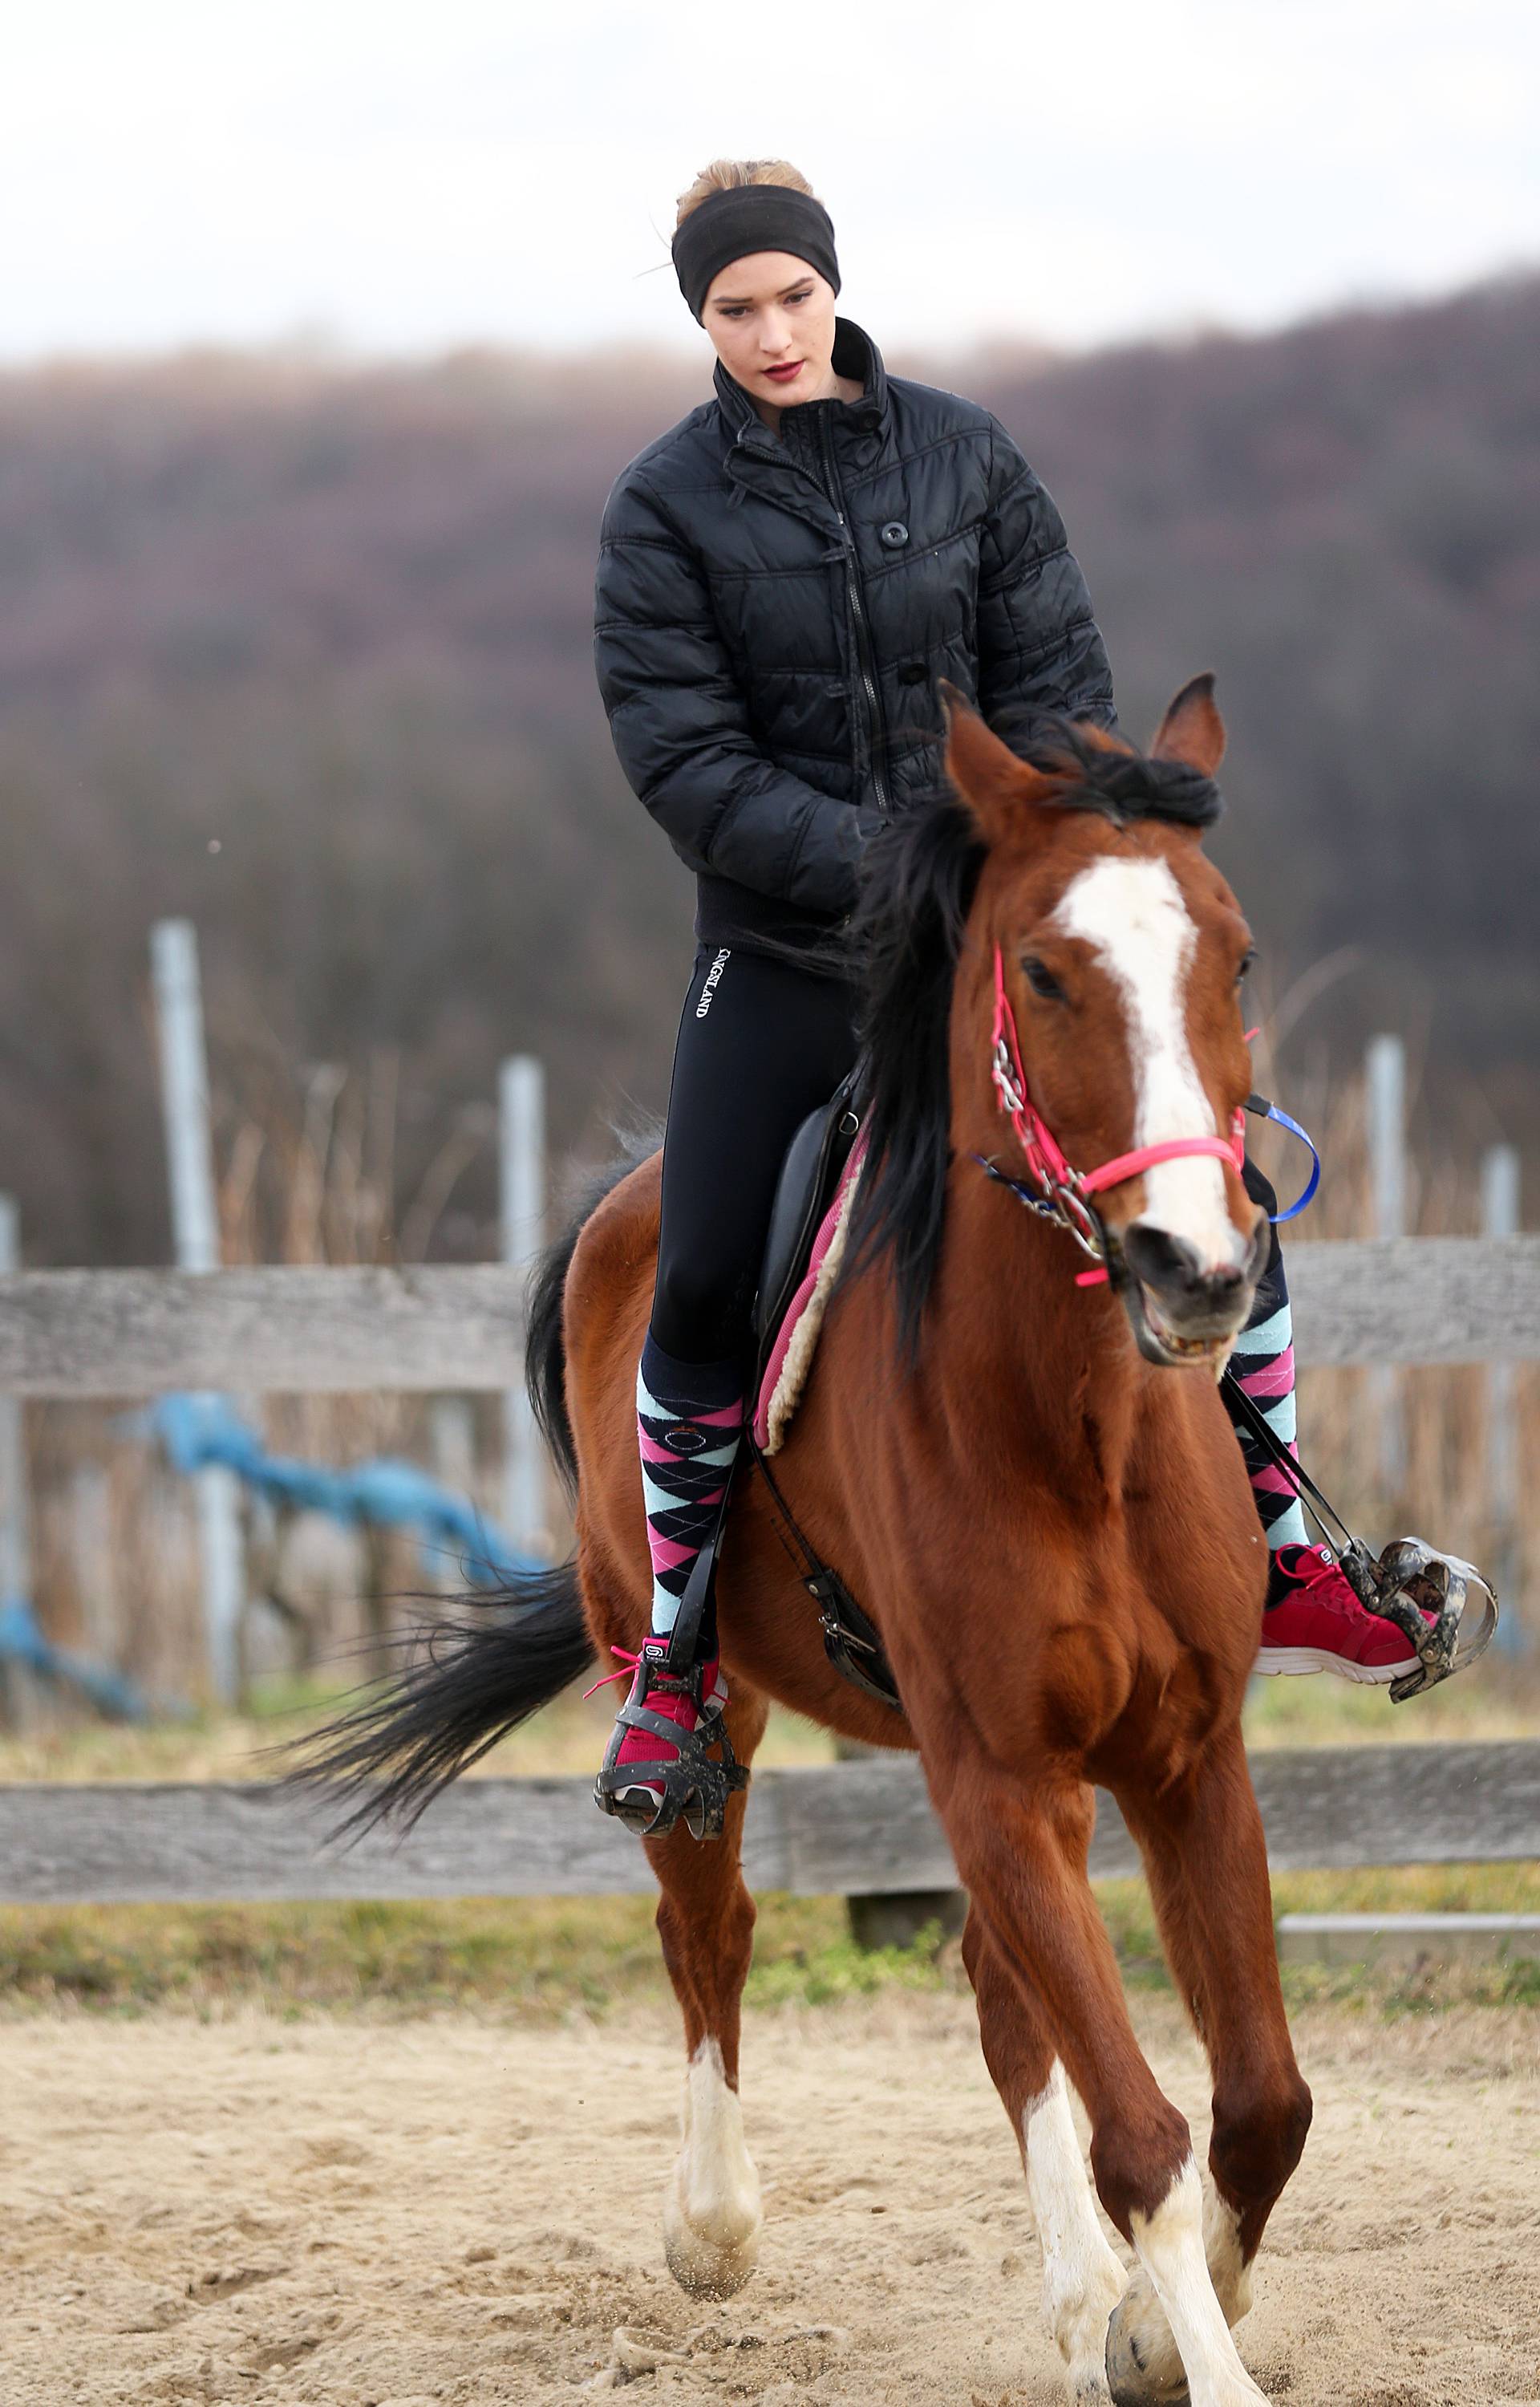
[929,1748,1268,2407]
[1101,1727,1312,2405]
[963,1900,1125,2405]
[644,1684,769,2300]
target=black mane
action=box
[845,716,1224,1358]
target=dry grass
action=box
[0,1684,837,1786]
[2,1866,1537,2023]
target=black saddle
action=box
[752,1065,864,1381]
[740,1065,903,1715]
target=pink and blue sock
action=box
[636,1334,744,1642]
[1226,1295,1309,1553]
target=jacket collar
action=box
[713,317,888,445]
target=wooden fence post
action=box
[833,1736,967,1951]
[0,1194,42,1730]
[1365,1035,1407,1507]
[69,1463,116,1670]
[150,919,245,1707]
[500,1056,547,1557]
[1482,1144,1525,1653]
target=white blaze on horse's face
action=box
[1053,855,1246,1276]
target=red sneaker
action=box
[1255,1544,1437,1684]
[590,1638,731,1833]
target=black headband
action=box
[671,186,841,323]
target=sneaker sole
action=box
[1254,1646,1408,1686]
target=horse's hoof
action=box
[662,2040,763,2299]
[1105,2287,1189,2407]
[662,2194,760,2299]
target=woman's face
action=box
[702,252,840,412]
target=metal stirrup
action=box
[595,1475,750,1840]
[1222,1374,1498,1697]
[594,1678,749,1841]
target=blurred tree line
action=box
[1,274,1534,1268]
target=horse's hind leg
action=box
[1104,1727,1312,2405]
[645,1684,769,2300]
[964,1904,1125,2405]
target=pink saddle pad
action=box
[752,1141,864,1451]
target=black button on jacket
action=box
[594,319,1116,954]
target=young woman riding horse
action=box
[301,156,1492,2405]
[589,156,1432,1833]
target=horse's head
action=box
[943,677,1267,1367]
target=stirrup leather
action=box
[594,1658,750,1842]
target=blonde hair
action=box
[675,159,818,229]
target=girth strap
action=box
[745,1434,904,1712]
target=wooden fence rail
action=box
[1,1742,1535,1907]
[0,1238,1538,1398]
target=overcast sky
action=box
[5,0,1536,363]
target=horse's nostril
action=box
[1124,1223,1248,1302]
[1122,1224,1206,1295]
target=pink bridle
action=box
[987,943,1246,1281]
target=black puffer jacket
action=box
[594,320,1115,950]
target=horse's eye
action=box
[1022,956,1065,1003]
[1237,948,1258,985]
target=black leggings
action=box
[650,944,860,1366]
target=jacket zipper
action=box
[818,418,891,814]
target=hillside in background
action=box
[1,274,1535,1266]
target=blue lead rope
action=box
[1245,1093,1321,1223]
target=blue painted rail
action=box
[146,1394,540,1590]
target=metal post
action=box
[500,1056,547,1557]
[1483,1145,1524,1652]
[1365,1035,1406,1506]
[0,1194,40,1727]
[150,920,244,1705]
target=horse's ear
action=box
[1150,672,1226,776]
[940,682,1054,842]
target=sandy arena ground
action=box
[3,1995,1537,2407]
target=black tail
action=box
[286,1132,659,1838]
[286,1566,596,1837]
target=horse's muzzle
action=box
[1116,1212,1270,1368]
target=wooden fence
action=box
[2,1742,1536,1907]
[1,1234,1535,1922]
[0,1237,1538,1398]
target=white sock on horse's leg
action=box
[663,2036,762,2300]
[1106,2173,1254,2401]
[1199,2181,1253,2324]
[1124,2157,1266,2407]
[1020,2062,1126,2401]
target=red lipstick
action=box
[763,362,803,384]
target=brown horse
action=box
[310,678,1311,2407]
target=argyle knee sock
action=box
[636,1333,744,1642]
[1226,1293,1309,1553]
